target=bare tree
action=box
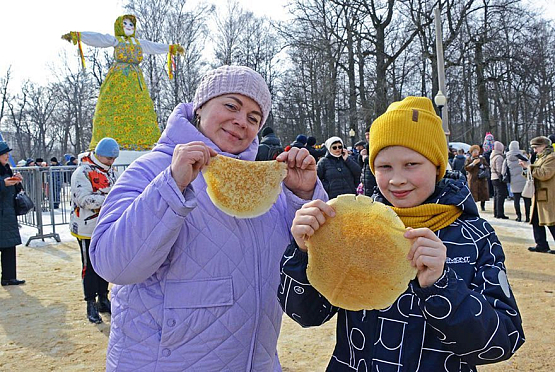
[0,67,11,126]
[212,0,250,66]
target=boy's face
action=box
[374,146,439,208]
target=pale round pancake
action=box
[203,155,287,218]
[306,194,416,311]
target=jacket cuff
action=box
[155,167,197,217]
[410,266,451,298]
[285,240,309,265]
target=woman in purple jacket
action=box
[90,65,326,371]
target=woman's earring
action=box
[194,115,201,127]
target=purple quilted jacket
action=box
[90,103,327,371]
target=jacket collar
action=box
[374,177,479,218]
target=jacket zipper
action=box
[246,219,261,371]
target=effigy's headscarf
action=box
[482,132,495,153]
[114,15,137,38]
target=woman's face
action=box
[374,146,438,208]
[471,148,480,157]
[196,94,262,154]
[123,18,135,36]
[329,141,343,157]
[0,153,9,166]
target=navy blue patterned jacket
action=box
[278,178,524,372]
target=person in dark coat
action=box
[255,127,283,161]
[50,157,63,209]
[317,136,361,199]
[290,134,307,148]
[451,148,467,175]
[357,127,377,196]
[305,136,326,162]
[465,144,490,211]
[0,141,25,286]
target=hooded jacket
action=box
[489,142,505,181]
[278,178,524,371]
[90,103,327,371]
[69,152,119,239]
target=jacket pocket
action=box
[537,188,548,202]
[164,277,233,308]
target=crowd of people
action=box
[4,63,555,371]
[449,132,555,253]
[15,155,78,168]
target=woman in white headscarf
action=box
[316,136,362,199]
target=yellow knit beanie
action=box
[369,96,448,182]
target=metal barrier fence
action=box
[14,164,128,246]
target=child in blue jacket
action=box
[278,97,524,371]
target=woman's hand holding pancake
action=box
[291,200,335,252]
[276,147,317,200]
[171,142,217,192]
[405,227,447,288]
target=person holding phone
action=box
[317,136,362,199]
[0,141,25,286]
[520,136,555,253]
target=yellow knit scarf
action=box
[391,204,462,232]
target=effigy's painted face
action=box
[123,19,135,36]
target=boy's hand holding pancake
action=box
[405,227,447,288]
[291,199,335,252]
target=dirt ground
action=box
[1,201,554,371]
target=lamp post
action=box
[434,7,450,144]
[349,128,356,150]
[434,90,447,120]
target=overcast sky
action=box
[0,0,289,87]
[0,0,554,89]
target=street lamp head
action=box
[349,128,356,137]
[434,90,447,107]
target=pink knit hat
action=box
[193,65,272,126]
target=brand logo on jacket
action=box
[446,256,471,264]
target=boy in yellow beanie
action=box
[278,96,524,371]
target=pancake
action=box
[203,155,287,218]
[306,194,416,311]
